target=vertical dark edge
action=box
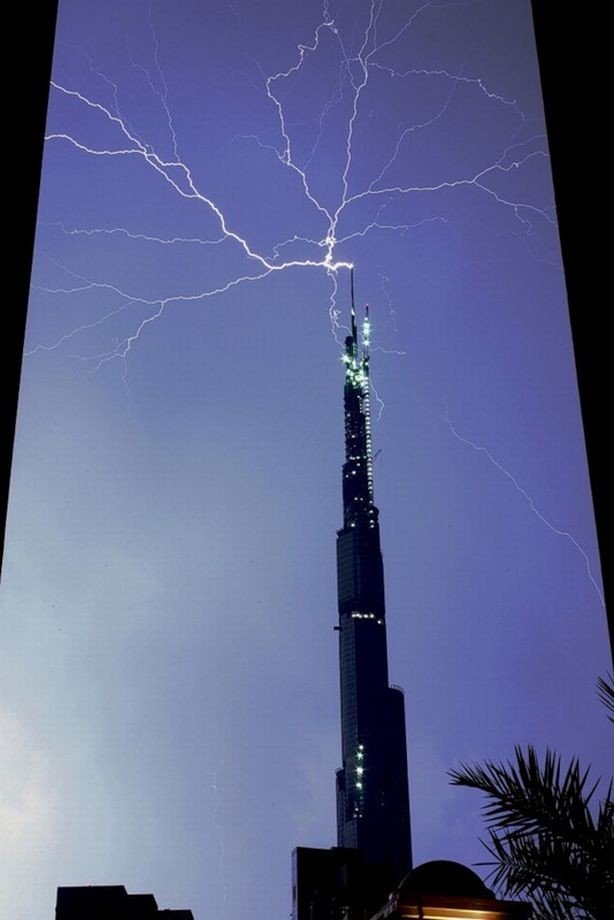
[2,2,59,576]
[531,3,612,666]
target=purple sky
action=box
[2,2,610,918]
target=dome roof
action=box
[397,860,494,898]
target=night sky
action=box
[2,2,610,919]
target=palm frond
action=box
[449,746,614,918]
[597,674,614,723]
[449,745,597,842]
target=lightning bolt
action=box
[45,81,353,273]
[369,377,385,422]
[44,220,228,247]
[209,752,228,920]
[27,0,554,384]
[369,62,527,120]
[344,137,554,234]
[30,253,284,371]
[377,268,398,332]
[35,0,551,378]
[145,0,180,161]
[366,64,466,192]
[336,214,448,246]
[443,402,604,607]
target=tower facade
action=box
[291,281,412,920]
[334,281,412,879]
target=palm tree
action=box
[449,679,614,919]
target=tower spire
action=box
[342,276,375,524]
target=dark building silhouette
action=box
[369,861,531,920]
[293,845,396,920]
[334,287,411,877]
[292,276,412,919]
[55,886,194,919]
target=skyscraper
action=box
[292,275,412,919]
[335,276,411,878]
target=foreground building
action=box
[55,885,194,919]
[369,861,531,920]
